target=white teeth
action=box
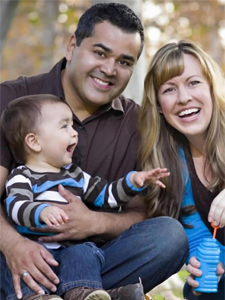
[94,77,109,86]
[179,108,199,117]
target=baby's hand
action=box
[131,168,170,189]
[40,206,69,226]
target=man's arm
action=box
[0,166,59,299]
[32,185,147,243]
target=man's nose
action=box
[99,58,117,76]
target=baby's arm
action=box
[40,206,69,226]
[130,168,170,189]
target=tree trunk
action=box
[0,0,21,55]
[38,0,60,72]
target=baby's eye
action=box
[61,124,68,129]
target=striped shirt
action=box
[5,164,144,230]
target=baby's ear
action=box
[25,133,41,152]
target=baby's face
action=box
[37,102,78,169]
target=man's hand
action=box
[30,185,146,243]
[31,185,97,242]
[4,238,59,299]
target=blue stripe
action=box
[5,196,16,215]
[126,171,145,192]
[16,225,55,236]
[32,178,84,193]
[94,185,107,207]
[34,204,51,226]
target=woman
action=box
[139,40,225,299]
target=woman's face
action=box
[157,54,213,142]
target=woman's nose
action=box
[177,86,192,104]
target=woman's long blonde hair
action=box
[139,40,225,219]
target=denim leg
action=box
[0,251,48,300]
[183,278,225,300]
[53,242,105,295]
[101,217,189,293]
[1,242,105,300]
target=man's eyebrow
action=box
[121,54,135,62]
[93,43,135,62]
[93,43,112,53]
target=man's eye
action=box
[119,60,130,66]
[95,51,105,57]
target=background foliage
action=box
[1,0,225,83]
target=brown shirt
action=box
[0,58,140,184]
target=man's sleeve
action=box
[0,82,18,170]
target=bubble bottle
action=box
[195,223,220,293]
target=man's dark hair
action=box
[0,94,67,164]
[75,2,144,58]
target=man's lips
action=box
[91,76,113,88]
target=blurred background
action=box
[1,0,225,104]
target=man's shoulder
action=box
[115,94,140,118]
[1,73,48,100]
[118,94,140,109]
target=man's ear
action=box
[65,35,76,61]
[25,133,41,152]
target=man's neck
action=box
[61,69,96,121]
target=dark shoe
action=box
[64,287,111,300]
[24,295,63,300]
[107,281,145,300]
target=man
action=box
[0,3,189,300]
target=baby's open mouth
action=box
[67,144,75,153]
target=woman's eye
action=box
[190,80,200,86]
[163,87,174,94]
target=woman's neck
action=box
[188,141,211,187]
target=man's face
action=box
[64,21,142,113]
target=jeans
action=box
[0,217,189,300]
[183,278,225,300]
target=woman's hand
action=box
[185,256,202,288]
[208,189,225,228]
[186,256,224,289]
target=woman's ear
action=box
[25,133,41,152]
[65,35,76,61]
[158,105,163,114]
